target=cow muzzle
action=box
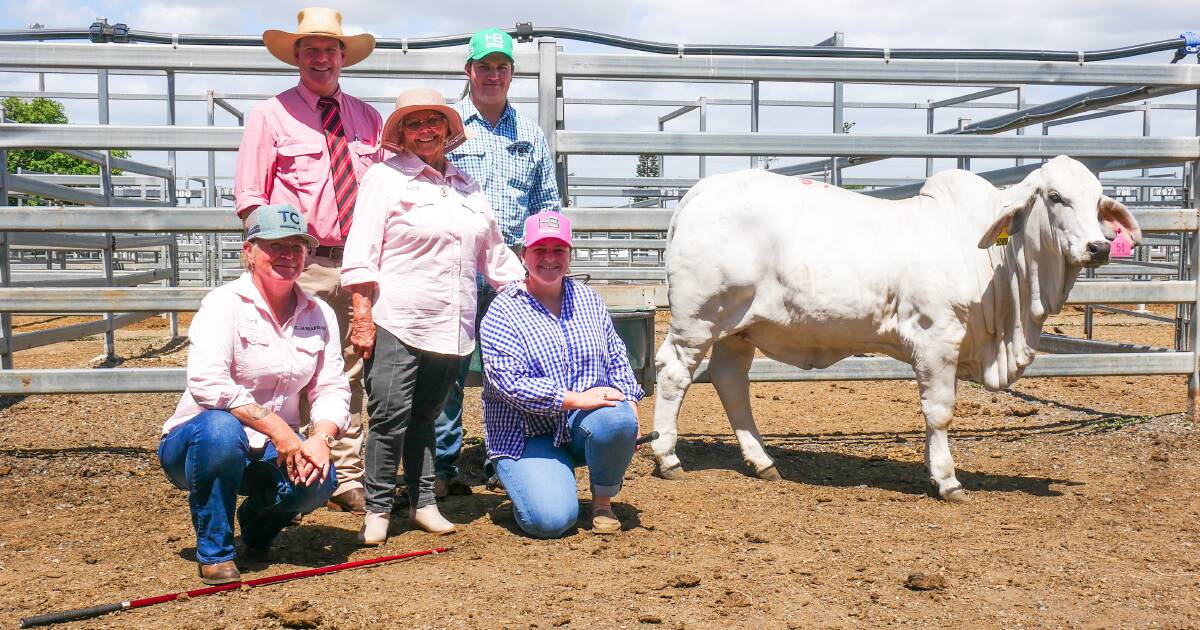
[1081,240,1111,267]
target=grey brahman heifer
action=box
[651,155,1141,501]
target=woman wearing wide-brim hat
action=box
[340,88,524,545]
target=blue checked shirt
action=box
[450,99,561,245]
[479,278,644,461]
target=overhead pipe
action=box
[0,22,1195,62]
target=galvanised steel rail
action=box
[2,42,1199,85]
[3,126,1198,159]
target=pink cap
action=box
[523,211,572,248]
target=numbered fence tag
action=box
[1111,228,1133,258]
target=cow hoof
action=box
[754,464,782,481]
[655,464,687,480]
[941,487,970,503]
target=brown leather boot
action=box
[198,560,241,585]
[326,487,366,514]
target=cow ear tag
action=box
[1111,226,1134,258]
[994,227,1009,246]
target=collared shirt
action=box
[234,82,384,247]
[449,98,560,245]
[340,150,525,356]
[479,277,645,461]
[162,273,351,448]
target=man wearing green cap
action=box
[434,27,562,496]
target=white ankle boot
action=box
[357,511,390,546]
[410,505,456,535]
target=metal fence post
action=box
[830,31,844,187]
[0,110,10,369]
[537,38,565,207]
[698,96,707,179]
[166,70,179,337]
[1015,87,1025,168]
[925,100,934,177]
[750,80,760,169]
[206,90,218,287]
[1189,57,1200,420]
[98,68,116,361]
[956,117,971,171]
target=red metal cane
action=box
[19,547,449,628]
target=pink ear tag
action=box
[1111,227,1133,258]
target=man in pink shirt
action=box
[234,8,381,514]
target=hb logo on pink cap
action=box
[523,211,573,248]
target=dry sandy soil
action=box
[0,306,1197,629]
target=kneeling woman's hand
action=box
[562,386,625,411]
[295,435,331,486]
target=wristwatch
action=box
[315,432,336,448]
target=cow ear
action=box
[977,178,1039,249]
[1098,195,1142,245]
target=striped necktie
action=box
[317,96,358,239]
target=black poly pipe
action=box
[0,25,1191,62]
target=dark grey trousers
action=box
[363,326,460,514]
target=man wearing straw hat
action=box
[234,7,382,514]
[433,27,563,498]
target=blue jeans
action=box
[434,282,497,480]
[495,404,639,539]
[157,410,338,565]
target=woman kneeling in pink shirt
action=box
[342,88,524,545]
[159,205,351,585]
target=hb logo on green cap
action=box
[468,28,513,62]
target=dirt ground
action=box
[0,305,1197,629]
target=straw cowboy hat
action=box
[262,7,376,67]
[381,88,471,154]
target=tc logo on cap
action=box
[276,207,302,228]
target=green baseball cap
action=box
[467,28,514,63]
[244,204,318,248]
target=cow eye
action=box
[1048,191,1063,204]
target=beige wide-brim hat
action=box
[262,7,376,68]
[381,88,471,154]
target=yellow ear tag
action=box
[994,227,1009,246]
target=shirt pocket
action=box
[397,190,460,250]
[504,141,535,193]
[276,141,326,186]
[350,140,379,173]
[447,150,488,187]
[232,328,275,382]
[292,332,325,385]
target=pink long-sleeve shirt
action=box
[340,150,526,356]
[162,273,352,448]
[234,82,384,246]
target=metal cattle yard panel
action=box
[0,37,1197,415]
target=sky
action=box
[0,0,1195,204]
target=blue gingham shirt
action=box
[480,278,644,461]
[450,99,561,245]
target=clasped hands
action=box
[275,432,331,487]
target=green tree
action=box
[4,97,130,204]
[633,152,660,203]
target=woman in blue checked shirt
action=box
[479,211,643,537]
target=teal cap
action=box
[467,28,514,63]
[244,204,318,248]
